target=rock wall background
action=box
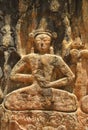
[1,0,88,54]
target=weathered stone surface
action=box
[81,95,88,113]
[74,58,88,101]
[0,0,88,130]
[4,87,77,112]
[1,110,78,130]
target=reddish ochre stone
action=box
[0,1,88,130]
[4,88,78,112]
[81,95,88,113]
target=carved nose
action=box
[41,43,43,47]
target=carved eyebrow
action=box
[35,34,51,38]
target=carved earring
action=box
[31,47,34,53]
[50,46,54,54]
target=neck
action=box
[38,50,49,55]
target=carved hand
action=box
[33,73,49,88]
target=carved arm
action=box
[47,56,75,88]
[10,57,34,83]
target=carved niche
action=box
[0,0,88,130]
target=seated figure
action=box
[10,29,75,86]
[4,29,77,112]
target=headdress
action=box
[29,17,57,39]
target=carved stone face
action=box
[35,34,51,54]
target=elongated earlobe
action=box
[50,46,54,54]
[31,47,34,53]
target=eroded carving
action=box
[4,30,76,112]
[62,16,73,63]
[0,1,88,130]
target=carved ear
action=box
[50,46,54,54]
[31,47,34,53]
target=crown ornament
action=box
[29,17,57,39]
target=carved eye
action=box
[35,38,41,43]
[43,39,47,42]
[36,40,41,42]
